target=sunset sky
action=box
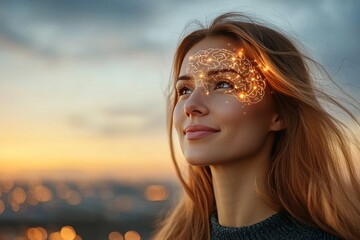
[0,0,359,181]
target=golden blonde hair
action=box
[153,12,360,240]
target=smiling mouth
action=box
[185,130,219,140]
[183,125,220,140]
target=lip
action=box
[184,125,220,140]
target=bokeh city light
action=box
[0,179,179,239]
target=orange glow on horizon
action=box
[0,112,175,180]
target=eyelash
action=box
[176,80,234,96]
[176,87,192,96]
[214,80,234,90]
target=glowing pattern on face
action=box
[186,48,267,105]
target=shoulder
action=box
[210,211,342,240]
[283,213,341,240]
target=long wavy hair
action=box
[152,12,360,240]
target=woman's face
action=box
[173,36,281,166]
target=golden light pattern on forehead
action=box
[186,48,267,105]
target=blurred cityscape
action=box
[0,179,180,240]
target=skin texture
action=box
[173,36,286,227]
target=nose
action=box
[184,87,209,118]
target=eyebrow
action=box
[176,68,239,82]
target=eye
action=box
[214,80,234,90]
[177,86,192,96]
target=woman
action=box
[153,12,360,240]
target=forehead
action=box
[180,36,239,75]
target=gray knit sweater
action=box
[210,211,341,240]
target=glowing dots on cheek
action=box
[186,48,267,105]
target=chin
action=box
[183,148,230,166]
[185,155,219,166]
[187,160,208,166]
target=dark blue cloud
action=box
[0,0,168,58]
[0,0,359,88]
[0,0,157,22]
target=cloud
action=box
[67,101,167,138]
[2,0,359,136]
[0,0,168,59]
[2,0,358,71]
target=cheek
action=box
[219,101,270,138]
[211,97,247,121]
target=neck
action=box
[210,132,278,227]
